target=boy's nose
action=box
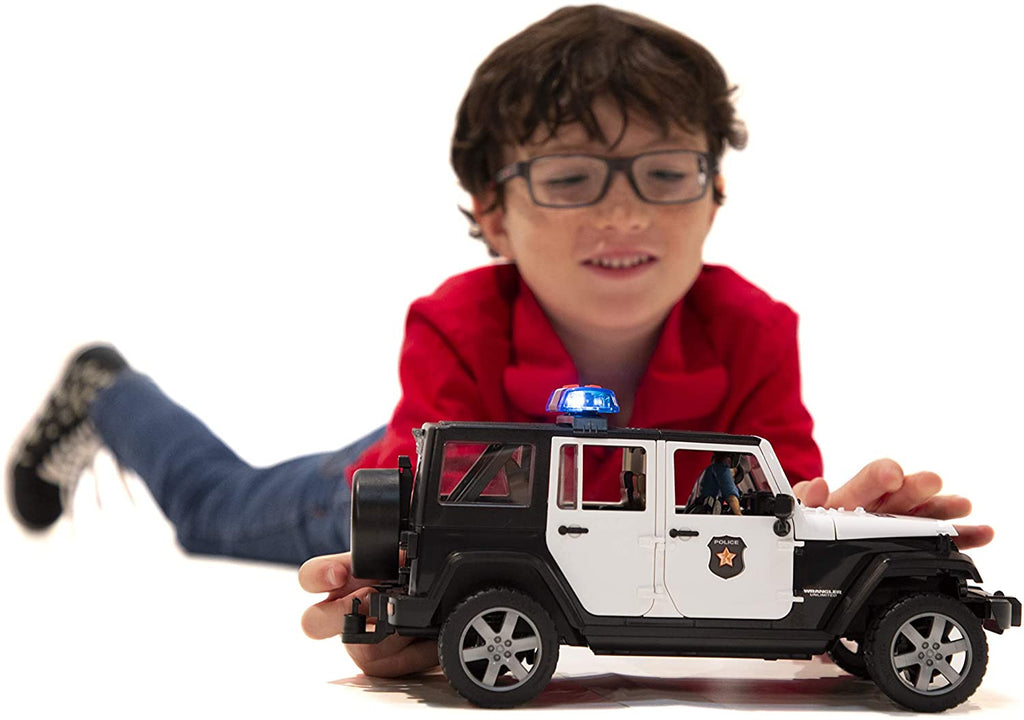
[592,172,653,232]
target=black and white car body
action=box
[343,405,1019,711]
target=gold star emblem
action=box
[717,547,736,567]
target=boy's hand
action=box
[298,552,439,678]
[791,459,994,549]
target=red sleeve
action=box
[729,310,823,485]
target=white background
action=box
[1,1,1021,716]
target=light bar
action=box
[545,384,620,416]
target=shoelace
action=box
[81,447,136,519]
[37,425,137,521]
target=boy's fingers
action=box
[298,552,378,595]
[952,524,995,550]
[301,598,344,640]
[905,494,972,521]
[826,459,906,510]
[298,553,352,593]
[792,477,829,507]
[871,471,943,514]
[302,586,375,639]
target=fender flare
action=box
[824,550,981,636]
[419,550,588,643]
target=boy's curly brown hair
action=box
[451,5,748,243]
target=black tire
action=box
[864,593,988,712]
[828,637,870,679]
[438,588,559,708]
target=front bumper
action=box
[965,587,1022,633]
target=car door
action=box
[662,441,798,620]
[546,437,657,616]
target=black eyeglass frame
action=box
[493,150,718,208]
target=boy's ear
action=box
[472,193,513,260]
[709,174,726,224]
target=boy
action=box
[9,4,991,677]
[296,5,992,677]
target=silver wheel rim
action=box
[889,611,972,695]
[458,605,542,692]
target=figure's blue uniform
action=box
[698,461,740,499]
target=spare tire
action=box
[350,468,401,580]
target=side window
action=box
[578,444,647,511]
[672,449,773,516]
[438,442,534,507]
[557,444,576,509]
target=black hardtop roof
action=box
[424,420,763,446]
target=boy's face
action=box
[476,98,722,343]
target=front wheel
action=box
[864,593,988,712]
[438,588,559,708]
[828,637,869,679]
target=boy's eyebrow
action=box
[521,136,708,159]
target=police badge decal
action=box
[708,536,746,579]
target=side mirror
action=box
[773,494,794,537]
[774,494,794,520]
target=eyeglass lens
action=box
[528,151,708,206]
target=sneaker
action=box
[8,344,129,529]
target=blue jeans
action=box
[91,371,385,566]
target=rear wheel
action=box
[864,593,987,712]
[438,588,558,708]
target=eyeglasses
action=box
[493,150,716,208]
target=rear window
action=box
[437,442,535,507]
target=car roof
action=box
[425,421,763,447]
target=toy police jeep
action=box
[342,386,1019,711]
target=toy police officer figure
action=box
[696,452,744,516]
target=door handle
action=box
[558,525,590,536]
[669,528,699,538]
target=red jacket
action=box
[349,263,822,487]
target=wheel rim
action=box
[889,611,972,695]
[458,606,543,692]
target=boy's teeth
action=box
[591,256,651,269]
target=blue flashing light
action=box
[545,385,620,416]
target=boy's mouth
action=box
[583,254,656,270]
